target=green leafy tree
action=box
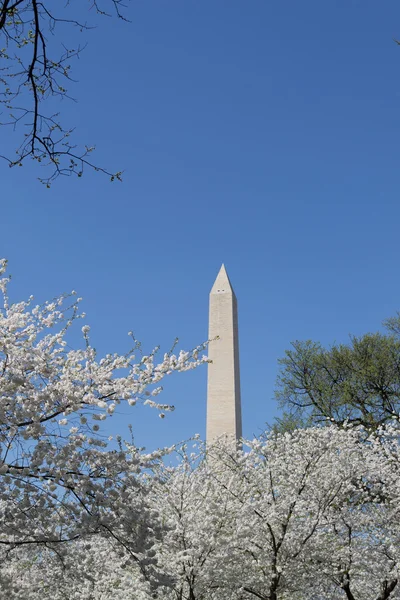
[275,313,400,432]
[0,0,124,185]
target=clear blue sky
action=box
[2,1,400,449]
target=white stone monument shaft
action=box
[206,264,242,443]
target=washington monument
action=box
[206,264,242,443]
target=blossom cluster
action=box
[0,259,208,556]
[3,425,400,600]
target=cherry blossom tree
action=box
[145,427,400,600]
[147,442,236,600]
[4,425,400,599]
[0,535,157,599]
[203,429,359,600]
[0,258,207,576]
[301,426,400,600]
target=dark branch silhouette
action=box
[0,0,126,185]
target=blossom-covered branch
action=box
[0,258,208,553]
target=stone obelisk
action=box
[206,264,242,444]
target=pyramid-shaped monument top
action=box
[210,264,235,296]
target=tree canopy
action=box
[0,258,206,557]
[274,314,400,432]
[3,426,400,600]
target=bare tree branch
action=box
[0,0,126,185]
